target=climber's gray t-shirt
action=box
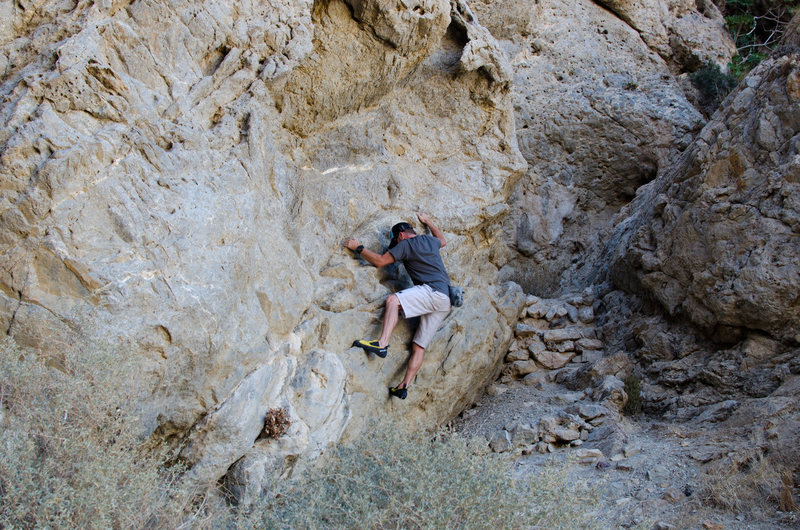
[389,234,450,295]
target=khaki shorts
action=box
[396,284,451,349]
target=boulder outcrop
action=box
[0,0,525,497]
[583,31,800,484]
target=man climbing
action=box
[344,212,451,400]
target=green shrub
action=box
[622,374,642,415]
[238,422,598,529]
[0,337,199,529]
[689,62,739,116]
[727,52,766,79]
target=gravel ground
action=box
[451,379,800,529]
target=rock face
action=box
[606,37,800,344]
[502,291,603,377]
[0,0,525,498]
[468,0,734,294]
[486,11,798,513]
[568,23,800,486]
[593,0,735,73]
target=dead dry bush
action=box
[259,407,291,439]
[700,451,798,514]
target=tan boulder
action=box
[533,350,574,370]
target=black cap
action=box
[389,222,415,249]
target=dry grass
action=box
[236,422,598,529]
[0,336,601,529]
[0,337,202,529]
[700,451,797,514]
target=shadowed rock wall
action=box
[469,0,735,295]
[605,33,800,344]
[590,18,800,478]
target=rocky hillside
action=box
[1,0,797,507]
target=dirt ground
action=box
[451,379,800,529]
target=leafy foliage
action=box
[622,374,642,415]
[720,0,799,78]
[728,52,767,78]
[690,62,739,116]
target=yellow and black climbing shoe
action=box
[389,385,408,399]
[353,339,388,358]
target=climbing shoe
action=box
[389,385,408,399]
[353,339,388,358]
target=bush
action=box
[622,374,642,415]
[728,52,766,79]
[259,408,292,439]
[0,337,599,529]
[722,0,799,78]
[700,451,795,513]
[238,422,598,529]
[689,62,739,116]
[0,337,199,529]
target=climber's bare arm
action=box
[417,212,446,247]
[343,238,395,268]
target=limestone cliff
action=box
[561,19,800,488]
[0,0,526,497]
[596,22,800,465]
[607,42,800,344]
